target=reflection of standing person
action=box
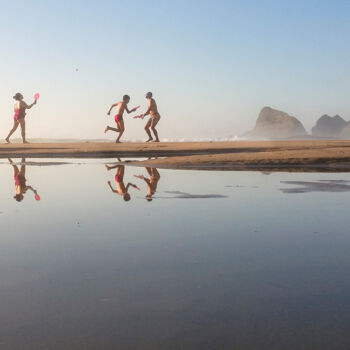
[6,93,37,144]
[105,95,138,143]
[136,168,160,201]
[106,164,138,201]
[141,92,161,143]
[8,158,40,202]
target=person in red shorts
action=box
[105,95,138,143]
[105,163,138,201]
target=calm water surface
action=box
[0,159,350,350]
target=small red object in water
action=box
[34,93,40,101]
[35,194,41,201]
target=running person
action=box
[106,164,139,201]
[105,95,138,143]
[141,92,161,142]
[6,93,37,144]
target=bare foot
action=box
[104,126,109,133]
[146,138,153,143]
[23,141,29,144]
[153,140,160,143]
[116,140,122,143]
[5,138,10,144]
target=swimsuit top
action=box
[14,101,26,119]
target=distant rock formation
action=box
[311,115,347,138]
[245,107,307,139]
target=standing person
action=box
[135,167,161,202]
[141,92,161,142]
[105,95,138,143]
[6,93,37,144]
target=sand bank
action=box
[1,140,350,171]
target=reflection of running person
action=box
[105,95,138,143]
[136,167,160,201]
[141,92,161,142]
[8,158,40,202]
[6,93,37,144]
[106,164,138,201]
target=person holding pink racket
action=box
[5,92,39,144]
[105,95,139,143]
[8,158,41,202]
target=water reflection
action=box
[134,167,161,201]
[8,158,41,202]
[281,180,350,193]
[105,160,139,201]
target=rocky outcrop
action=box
[245,107,307,139]
[311,115,347,138]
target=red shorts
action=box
[115,174,120,183]
[115,114,123,123]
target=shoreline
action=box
[1,140,350,172]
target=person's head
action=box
[13,93,23,101]
[14,194,24,202]
[145,92,152,99]
[123,193,131,201]
[123,95,130,104]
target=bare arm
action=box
[23,101,36,110]
[107,103,118,115]
[107,181,118,193]
[142,100,152,117]
[126,183,138,190]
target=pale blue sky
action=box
[0,0,349,140]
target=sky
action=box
[0,0,349,140]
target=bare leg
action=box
[19,120,27,143]
[144,119,153,142]
[6,120,19,143]
[105,125,120,133]
[151,116,160,142]
[116,120,125,143]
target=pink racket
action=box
[35,193,41,201]
[34,93,40,101]
[133,115,144,119]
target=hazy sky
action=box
[0,0,349,140]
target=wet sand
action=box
[1,140,350,171]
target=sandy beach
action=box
[1,140,350,171]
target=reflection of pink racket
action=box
[133,115,144,119]
[35,193,41,201]
[132,184,141,191]
[134,175,144,179]
[34,93,40,101]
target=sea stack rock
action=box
[311,115,347,138]
[245,107,307,139]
